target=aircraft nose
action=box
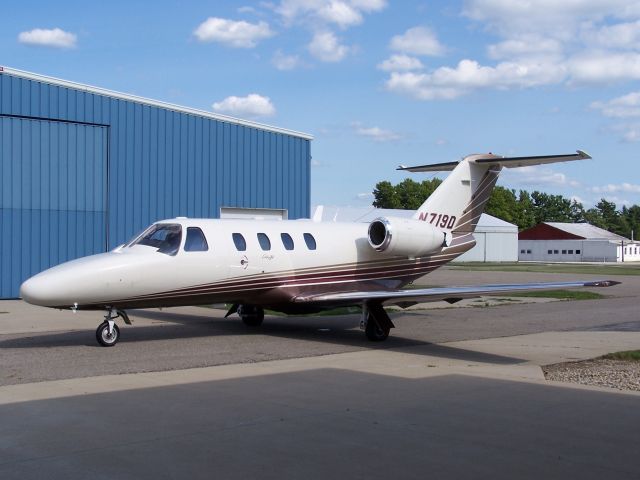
[20,272,65,307]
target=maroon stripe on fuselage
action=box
[82,231,478,309]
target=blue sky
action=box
[3,0,640,209]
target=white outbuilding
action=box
[313,206,518,262]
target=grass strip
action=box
[506,289,606,300]
[602,350,640,361]
[448,262,640,276]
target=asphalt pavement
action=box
[0,267,639,479]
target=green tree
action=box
[370,179,640,237]
[530,191,574,223]
[569,200,585,223]
[485,187,518,224]
[513,190,536,230]
[396,179,426,210]
[372,178,441,209]
[372,181,400,209]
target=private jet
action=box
[20,150,618,346]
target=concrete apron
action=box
[1,330,639,405]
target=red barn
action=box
[518,222,639,262]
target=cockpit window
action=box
[128,223,182,256]
[185,227,209,252]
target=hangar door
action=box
[0,116,107,298]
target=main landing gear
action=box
[237,304,265,327]
[361,302,395,342]
[96,309,130,347]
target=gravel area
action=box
[544,358,640,391]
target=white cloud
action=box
[381,2,640,101]
[487,36,563,60]
[377,54,423,72]
[504,165,580,189]
[18,28,77,48]
[272,50,301,70]
[308,31,350,62]
[618,124,640,142]
[591,183,640,194]
[463,0,639,36]
[588,20,640,50]
[212,94,276,118]
[390,26,445,56]
[591,92,640,118]
[275,0,386,28]
[385,59,566,100]
[193,17,274,48]
[317,1,363,28]
[356,192,374,200]
[353,123,401,142]
[238,6,259,15]
[568,52,640,84]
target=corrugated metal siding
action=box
[0,116,107,297]
[0,73,310,297]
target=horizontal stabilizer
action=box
[293,279,619,306]
[398,150,591,172]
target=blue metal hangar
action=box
[0,66,313,298]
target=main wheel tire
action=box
[365,317,390,342]
[239,305,264,327]
[96,321,120,347]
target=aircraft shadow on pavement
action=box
[0,309,525,366]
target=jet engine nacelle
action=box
[367,216,447,257]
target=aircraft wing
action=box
[292,280,619,306]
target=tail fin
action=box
[398,150,590,235]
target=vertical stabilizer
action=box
[397,150,589,236]
[409,155,501,235]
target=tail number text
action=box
[418,212,456,229]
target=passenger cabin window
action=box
[184,227,209,252]
[257,233,271,251]
[232,233,247,251]
[128,223,182,256]
[281,233,294,250]
[303,233,317,250]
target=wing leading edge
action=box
[293,280,619,306]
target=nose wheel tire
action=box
[238,305,264,327]
[96,321,120,347]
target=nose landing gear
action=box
[96,309,130,346]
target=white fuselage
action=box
[20,217,470,311]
